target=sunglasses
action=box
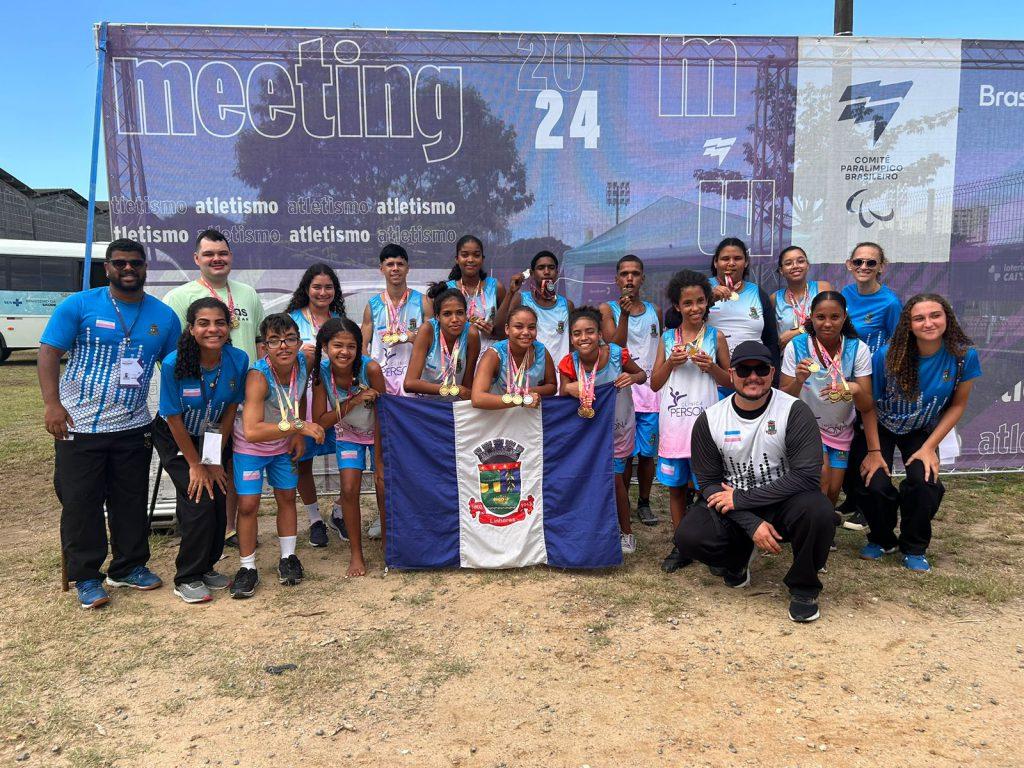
[734,362,772,378]
[108,258,146,270]
[850,258,878,268]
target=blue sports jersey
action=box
[445,276,499,324]
[159,345,249,435]
[707,278,766,354]
[774,281,821,333]
[289,308,342,345]
[40,287,180,433]
[520,291,570,365]
[873,344,981,435]
[421,317,471,393]
[841,284,902,353]
[489,339,548,395]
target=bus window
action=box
[40,257,78,292]
[88,259,108,288]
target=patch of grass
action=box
[420,657,473,688]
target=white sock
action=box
[240,553,256,570]
[279,535,297,559]
[305,502,321,526]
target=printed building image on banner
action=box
[791,37,962,264]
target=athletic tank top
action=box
[321,355,376,445]
[567,343,635,459]
[521,291,570,370]
[657,326,721,458]
[609,300,661,413]
[703,389,799,491]
[707,278,765,355]
[233,354,308,456]
[368,290,425,396]
[773,281,820,334]
[446,276,499,354]
[419,318,471,399]
[488,339,548,396]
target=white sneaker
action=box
[620,533,636,554]
[367,517,382,540]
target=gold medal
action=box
[842,391,854,402]
[501,393,514,404]
[828,390,842,403]
[523,393,535,406]
[584,407,595,419]
[382,333,393,345]
[398,333,409,343]
[230,317,240,329]
[439,385,450,397]
[729,291,739,301]
[292,419,305,431]
[512,393,524,406]
[807,362,820,373]
[278,419,291,432]
[798,327,807,334]
[577,405,587,418]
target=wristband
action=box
[867,449,881,453]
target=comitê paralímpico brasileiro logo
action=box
[469,438,535,527]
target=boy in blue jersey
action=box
[38,239,181,609]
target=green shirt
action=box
[162,278,265,362]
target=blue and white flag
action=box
[379,385,622,569]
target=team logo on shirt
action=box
[148,324,159,335]
[650,323,658,337]
[943,368,951,382]
[749,306,760,320]
[766,419,777,435]
[864,312,874,324]
[468,439,535,527]
[556,321,565,334]
[408,318,418,330]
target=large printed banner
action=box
[101,25,1024,468]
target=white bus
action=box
[0,239,109,362]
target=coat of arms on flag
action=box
[470,439,535,527]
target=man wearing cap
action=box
[675,340,834,623]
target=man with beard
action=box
[39,239,181,609]
[674,341,834,623]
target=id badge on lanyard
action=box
[201,431,223,465]
[119,348,144,389]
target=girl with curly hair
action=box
[859,294,981,572]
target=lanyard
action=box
[108,290,145,347]
[304,307,328,336]
[812,336,845,388]
[440,332,462,386]
[199,278,234,317]
[506,346,532,396]
[459,279,485,320]
[329,369,366,423]
[382,289,409,333]
[575,351,599,408]
[197,362,224,432]
[266,358,299,421]
[785,286,810,327]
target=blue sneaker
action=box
[76,579,110,609]
[903,554,932,573]
[859,543,897,560]
[105,565,163,591]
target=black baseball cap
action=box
[731,340,773,367]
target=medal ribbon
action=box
[266,358,300,422]
[199,278,235,321]
[674,324,705,357]
[786,286,810,328]
[329,369,365,425]
[459,279,485,320]
[304,307,328,336]
[382,290,409,337]
[440,333,462,389]
[508,347,533,397]
[575,353,598,410]
[812,337,845,393]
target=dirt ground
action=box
[2,354,1023,768]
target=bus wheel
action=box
[0,337,10,364]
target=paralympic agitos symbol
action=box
[469,439,535,527]
[846,188,895,229]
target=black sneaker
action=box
[660,547,692,573]
[278,554,304,586]
[842,510,868,531]
[327,508,349,542]
[788,595,821,623]
[722,548,757,588]
[229,567,259,599]
[224,532,239,548]
[309,520,329,548]
[636,501,659,527]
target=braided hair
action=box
[885,293,973,399]
[312,317,364,388]
[803,291,859,339]
[175,297,231,380]
[285,263,346,317]
[448,235,487,281]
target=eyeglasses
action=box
[850,258,878,268]
[734,362,772,378]
[265,335,301,349]
[108,258,146,270]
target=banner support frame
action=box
[83,21,108,291]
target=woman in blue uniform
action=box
[405,284,480,399]
[445,235,505,355]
